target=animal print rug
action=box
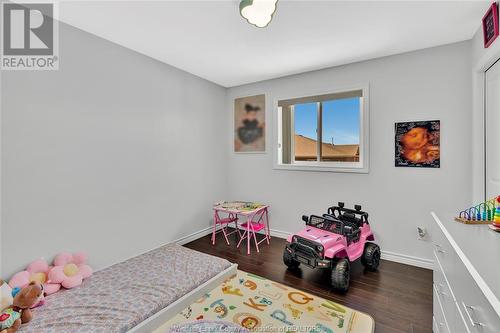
[155,270,374,333]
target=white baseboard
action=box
[381,250,434,270]
[266,229,434,270]
[269,228,291,239]
[174,226,213,245]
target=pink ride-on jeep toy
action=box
[283,202,380,293]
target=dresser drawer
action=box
[434,284,451,333]
[453,268,500,333]
[433,225,500,333]
[434,258,454,301]
[432,228,459,281]
[434,261,455,315]
[434,258,470,333]
[433,317,440,333]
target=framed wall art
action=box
[483,2,499,48]
[395,120,440,168]
[234,94,266,153]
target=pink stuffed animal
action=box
[9,259,61,302]
[48,252,92,289]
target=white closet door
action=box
[486,60,500,198]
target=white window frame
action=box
[273,84,370,173]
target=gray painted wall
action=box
[1,23,475,276]
[225,42,472,264]
[1,23,227,277]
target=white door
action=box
[486,60,500,199]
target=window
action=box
[276,88,368,172]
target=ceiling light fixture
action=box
[239,0,278,28]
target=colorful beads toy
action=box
[457,196,500,224]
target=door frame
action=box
[484,58,500,199]
[472,40,500,203]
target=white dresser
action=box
[431,212,500,333]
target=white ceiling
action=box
[58,1,491,87]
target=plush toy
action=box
[0,282,44,333]
[48,252,92,289]
[9,259,60,300]
[0,280,13,311]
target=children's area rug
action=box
[155,270,374,333]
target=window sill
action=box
[273,163,369,173]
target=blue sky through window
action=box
[294,102,317,141]
[294,97,360,145]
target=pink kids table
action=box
[212,201,270,255]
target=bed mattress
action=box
[18,243,232,333]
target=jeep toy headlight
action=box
[317,245,324,252]
[292,236,298,243]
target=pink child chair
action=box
[212,212,242,245]
[237,220,270,253]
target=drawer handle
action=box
[433,243,446,254]
[462,302,485,327]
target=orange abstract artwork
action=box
[395,121,440,168]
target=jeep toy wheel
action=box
[331,258,350,293]
[361,242,381,271]
[283,250,300,269]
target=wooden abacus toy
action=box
[455,195,500,224]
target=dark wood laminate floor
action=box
[184,232,433,333]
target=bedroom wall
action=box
[1,22,227,277]
[225,41,473,266]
